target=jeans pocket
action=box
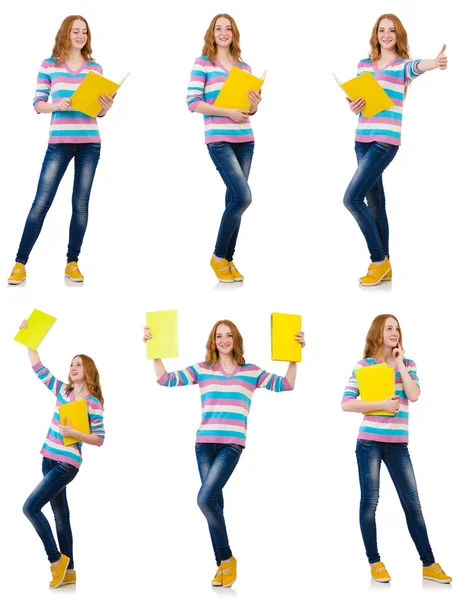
[228,443,243,454]
[373,142,395,152]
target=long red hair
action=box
[202,14,242,65]
[369,14,410,61]
[65,354,104,407]
[51,15,95,65]
[363,314,404,359]
[205,320,245,366]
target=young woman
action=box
[343,15,448,286]
[19,320,105,588]
[144,320,304,586]
[342,314,451,584]
[8,15,115,285]
[186,14,262,283]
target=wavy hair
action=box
[363,314,403,359]
[202,14,242,65]
[65,354,104,407]
[369,14,409,61]
[51,15,95,65]
[205,320,245,366]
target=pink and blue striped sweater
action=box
[33,362,105,468]
[158,362,292,446]
[33,58,103,144]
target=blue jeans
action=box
[207,141,254,261]
[195,443,243,565]
[356,440,435,566]
[16,143,101,265]
[344,142,398,262]
[23,458,78,567]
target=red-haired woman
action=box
[343,14,448,286]
[8,15,115,286]
[342,314,451,583]
[19,320,105,588]
[186,14,262,283]
[144,320,304,587]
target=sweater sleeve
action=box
[404,59,423,84]
[157,364,199,387]
[255,367,293,392]
[87,396,105,443]
[33,59,51,112]
[187,57,207,112]
[32,361,66,398]
[404,358,420,387]
[342,363,361,405]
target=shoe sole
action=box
[232,277,244,282]
[372,577,391,583]
[223,576,237,588]
[359,267,391,286]
[216,279,234,283]
[65,274,84,282]
[8,279,26,285]
[423,576,452,584]
[60,581,76,586]
[49,556,70,588]
[211,582,222,587]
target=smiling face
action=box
[214,17,233,49]
[377,18,397,53]
[69,355,86,384]
[382,317,400,350]
[69,19,88,52]
[215,324,234,357]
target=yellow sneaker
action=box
[61,570,77,586]
[228,261,244,282]
[382,268,392,281]
[423,563,452,584]
[221,556,237,588]
[8,262,26,285]
[211,566,222,587]
[371,561,391,583]
[49,554,70,588]
[210,257,234,283]
[359,257,391,286]
[65,262,84,282]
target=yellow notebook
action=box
[271,313,302,362]
[355,363,395,416]
[146,310,178,359]
[214,67,266,110]
[14,309,57,350]
[71,71,130,117]
[59,400,90,446]
[333,71,394,118]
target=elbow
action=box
[96,436,104,447]
[341,402,350,412]
[408,395,420,403]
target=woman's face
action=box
[69,356,86,384]
[214,17,233,50]
[382,318,400,350]
[215,324,234,357]
[69,19,88,52]
[377,18,397,53]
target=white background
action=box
[0,1,458,598]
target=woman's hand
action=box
[57,98,71,111]
[392,343,405,369]
[227,109,249,123]
[58,418,76,438]
[383,395,400,414]
[98,93,114,116]
[347,97,365,114]
[19,319,28,330]
[248,89,262,114]
[295,331,306,348]
[143,325,152,342]
[435,44,448,70]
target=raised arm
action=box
[19,320,41,365]
[284,331,306,388]
[143,326,197,386]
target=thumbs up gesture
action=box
[436,44,448,70]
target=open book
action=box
[71,71,130,117]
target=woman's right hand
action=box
[143,325,152,343]
[227,109,249,123]
[20,319,28,329]
[347,97,365,115]
[57,98,71,111]
[383,395,400,414]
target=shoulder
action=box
[358,58,372,67]
[39,58,57,69]
[240,363,260,373]
[194,56,211,67]
[403,357,417,369]
[355,357,375,368]
[237,60,251,69]
[86,395,103,410]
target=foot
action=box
[382,268,392,281]
[8,262,26,285]
[65,261,84,282]
[49,554,70,588]
[423,563,452,584]
[228,261,244,282]
[61,569,76,585]
[211,566,223,587]
[221,556,237,588]
[359,257,391,286]
[210,256,234,283]
[370,561,391,583]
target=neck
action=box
[69,48,83,62]
[381,347,394,362]
[379,48,398,63]
[219,354,235,370]
[216,46,233,63]
[72,382,89,398]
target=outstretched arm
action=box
[19,321,40,365]
[284,331,305,388]
[417,44,448,72]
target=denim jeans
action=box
[355,440,435,566]
[16,143,101,265]
[23,458,78,567]
[344,142,399,262]
[195,442,243,565]
[207,141,254,261]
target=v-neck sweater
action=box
[158,362,292,446]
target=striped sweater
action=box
[33,58,103,144]
[187,56,255,144]
[355,58,423,146]
[342,357,419,443]
[33,362,105,468]
[158,362,292,446]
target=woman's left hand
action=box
[98,93,114,116]
[295,331,306,348]
[393,343,405,367]
[248,89,262,114]
[59,418,76,438]
[435,44,448,70]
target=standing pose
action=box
[343,14,447,286]
[186,14,262,283]
[19,320,105,588]
[144,320,304,586]
[8,15,115,285]
[342,314,451,583]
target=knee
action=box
[360,496,379,516]
[343,191,357,212]
[197,488,212,514]
[236,187,252,212]
[23,498,35,520]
